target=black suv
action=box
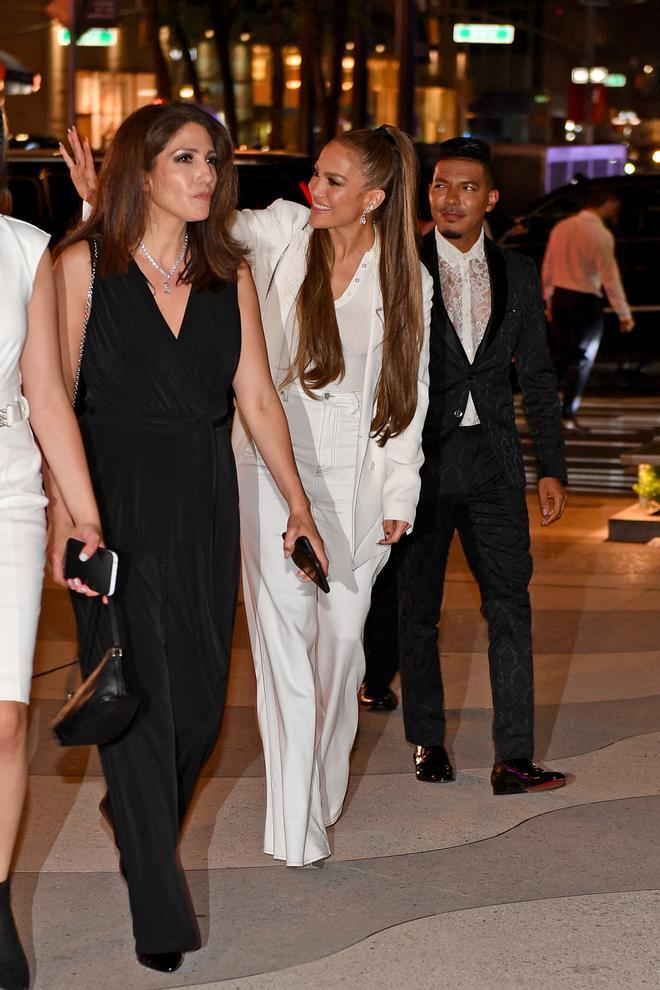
[498,174,660,378]
[5,149,314,245]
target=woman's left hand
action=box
[378,519,410,545]
[283,508,329,580]
[49,518,104,597]
[67,523,103,596]
[59,126,97,205]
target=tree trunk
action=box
[144,0,171,100]
[210,8,239,143]
[268,0,285,149]
[298,4,318,154]
[352,2,369,129]
[172,18,203,103]
[322,0,347,142]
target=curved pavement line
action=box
[190,889,660,990]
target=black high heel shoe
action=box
[0,877,30,990]
[137,951,184,973]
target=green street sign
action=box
[453,23,515,45]
[604,74,627,88]
[57,27,118,47]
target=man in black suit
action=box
[360,138,569,795]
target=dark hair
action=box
[434,136,494,187]
[58,102,243,286]
[586,186,620,209]
[285,124,425,446]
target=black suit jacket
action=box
[420,230,567,491]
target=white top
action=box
[435,228,491,426]
[322,245,376,395]
[541,209,631,321]
[0,215,50,403]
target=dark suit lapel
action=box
[474,237,509,362]
[421,231,466,361]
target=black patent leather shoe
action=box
[491,759,567,795]
[358,682,398,711]
[137,951,184,973]
[414,744,455,783]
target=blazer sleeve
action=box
[381,264,433,529]
[231,198,309,266]
[514,256,568,484]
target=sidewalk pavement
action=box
[14,493,660,989]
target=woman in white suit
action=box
[65,123,432,870]
[232,126,432,866]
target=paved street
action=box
[13,493,660,989]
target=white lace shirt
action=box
[435,228,491,426]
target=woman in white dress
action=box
[0,167,102,988]
[65,123,431,869]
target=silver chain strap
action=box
[72,238,98,408]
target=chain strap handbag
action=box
[51,238,139,747]
[72,236,97,412]
[51,599,138,746]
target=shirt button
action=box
[323,392,331,400]
[454,409,463,417]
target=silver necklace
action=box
[138,234,189,295]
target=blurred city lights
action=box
[624,162,636,174]
[589,66,608,84]
[652,150,660,164]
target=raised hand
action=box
[59,125,98,205]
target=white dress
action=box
[0,215,49,703]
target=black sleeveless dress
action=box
[72,256,241,954]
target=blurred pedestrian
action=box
[541,188,634,428]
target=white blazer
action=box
[231,199,432,569]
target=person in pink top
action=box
[541,187,634,428]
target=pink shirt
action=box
[541,210,631,321]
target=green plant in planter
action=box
[633,463,660,513]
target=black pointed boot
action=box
[0,877,30,990]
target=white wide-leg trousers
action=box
[237,387,388,866]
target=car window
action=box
[613,182,660,239]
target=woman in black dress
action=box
[50,102,326,975]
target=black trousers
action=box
[549,287,604,419]
[364,428,534,761]
[72,544,234,954]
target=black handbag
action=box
[51,599,139,746]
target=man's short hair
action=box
[586,186,621,209]
[433,137,494,187]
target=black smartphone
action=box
[64,539,119,596]
[282,534,330,593]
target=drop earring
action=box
[360,204,373,226]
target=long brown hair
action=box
[57,102,243,286]
[289,125,424,445]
